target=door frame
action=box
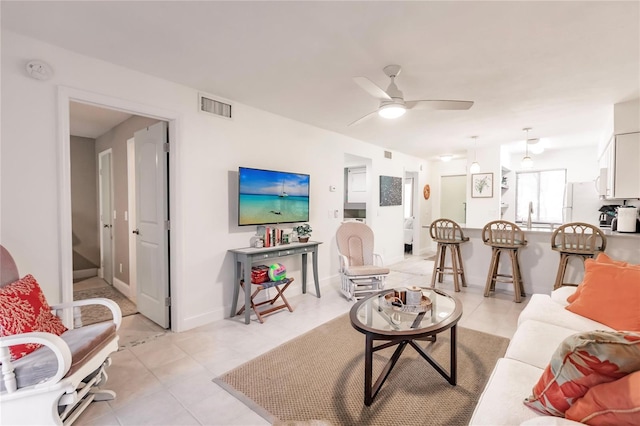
[57,86,180,331]
[126,138,137,302]
[98,148,114,284]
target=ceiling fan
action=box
[349,64,474,126]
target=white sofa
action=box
[469,286,614,426]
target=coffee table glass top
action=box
[352,288,460,334]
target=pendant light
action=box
[521,128,533,169]
[469,136,480,173]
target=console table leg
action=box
[301,253,308,294]
[230,259,241,317]
[312,249,321,297]
[244,261,252,324]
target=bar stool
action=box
[551,222,607,289]
[482,220,527,303]
[429,218,469,292]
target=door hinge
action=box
[165,297,171,307]
[163,143,170,153]
[165,220,171,230]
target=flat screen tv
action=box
[238,167,310,226]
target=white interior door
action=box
[98,150,114,285]
[134,122,170,328]
[441,175,467,224]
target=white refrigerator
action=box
[562,182,602,226]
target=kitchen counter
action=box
[425,225,640,297]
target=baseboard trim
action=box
[73,268,98,280]
[113,277,131,299]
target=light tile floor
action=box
[76,255,529,426]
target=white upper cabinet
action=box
[613,132,640,199]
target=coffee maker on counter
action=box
[598,205,618,228]
[612,205,640,233]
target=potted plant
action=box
[294,223,312,243]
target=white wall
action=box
[1,30,429,331]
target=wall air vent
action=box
[384,150,392,159]
[198,93,232,119]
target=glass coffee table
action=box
[349,287,463,406]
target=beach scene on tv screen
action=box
[239,168,310,225]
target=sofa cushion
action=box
[0,275,68,360]
[550,286,575,306]
[469,358,543,426]
[565,260,640,331]
[0,322,116,392]
[566,371,640,426]
[565,370,640,425]
[518,294,613,332]
[505,320,578,370]
[524,330,640,417]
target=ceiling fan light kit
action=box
[378,103,406,119]
[349,64,474,126]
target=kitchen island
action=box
[433,226,640,297]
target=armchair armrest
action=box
[338,253,350,272]
[50,298,122,330]
[373,253,385,267]
[0,332,72,393]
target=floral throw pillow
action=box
[524,330,640,417]
[0,274,68,360]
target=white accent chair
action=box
[336,221,390,301]
[0,245,122,425]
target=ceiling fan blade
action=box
[405,100,474,111]
[348,110,378,127]
[353,77,392,100]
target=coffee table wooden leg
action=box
[364,334,373,406]
[364,337,407,406]
[450,325,457,385]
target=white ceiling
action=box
[3,1,639,159]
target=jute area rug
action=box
[215,314,509,426]
[74,285,138,326]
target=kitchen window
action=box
[516,169,566,224]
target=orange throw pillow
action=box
[0,274,68,360]
[566,254,640,304]
[565,261,640,330]
[566,370,640,425]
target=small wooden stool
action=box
[482,221,527,303]
[429,218,469,292]
[551,223,607,289]
[236,277,294,323]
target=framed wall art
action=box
[379,175,402,206]
[471,173,493,198]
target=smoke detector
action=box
[26,60,53,80]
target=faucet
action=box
[526,202,533,229]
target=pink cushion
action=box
[0,275,68,360]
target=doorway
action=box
[65,93,173,330]
[441,175,467,224]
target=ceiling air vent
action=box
[198,93,232,119]
[384,150,392,159]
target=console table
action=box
[229,241,322,324]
